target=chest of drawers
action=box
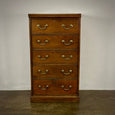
[29,14,81,102]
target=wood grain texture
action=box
[29,18,33,96]
[31,95,80,102]
[33,80,78,96]
[32,64,78,80]
[0,90,115,114]
[32,50,78,64]
[32,18,80,34]
[77,15,81,96]
[29,14,81,102]
[28,14,81,18]
[32,35,79,50]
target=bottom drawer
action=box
[33,80,78,96]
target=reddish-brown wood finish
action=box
[77,16,81,96]
[29,14,81,102]
[29,18,33,96]
[32,18,80,34]
[32,64,78,80]
[33,80,78,96]
[31,96,80,102]
[32,35,79,49]
[32,50,78,64]
[29,14,81,18]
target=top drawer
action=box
[31,18,80,34]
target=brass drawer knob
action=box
[36,24,48,30]
[61,85,64,88]
[61,85,72,91]
[38,69,49,75]
[61,24,73,30]
[37,55,49,60]
[61,69,73,75]
[61,55,65,58]
[61,55,73,60]
[37,40,49,45]
[38,85,41,88]
[45,55,49,58]
[61,40,73,46]
[38,85,49,90]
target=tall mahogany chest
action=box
[29,14,81,102]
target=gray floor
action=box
[0,91,115,115]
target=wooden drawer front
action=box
[32,35,79,49]
[33,65,78,80]
[32,50,78,64]
[33,80,77,96]
[32,18,80,34]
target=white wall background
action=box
[0,0,115,90]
